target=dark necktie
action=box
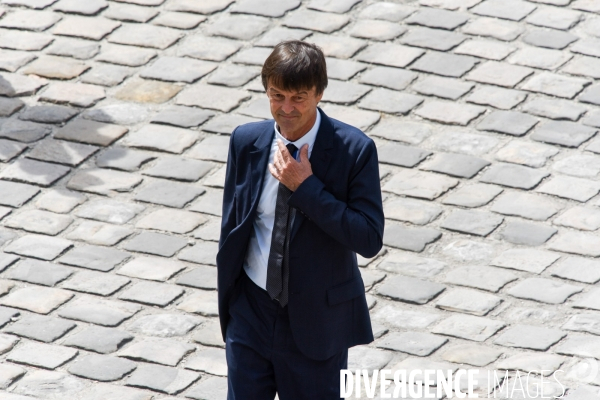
[266,143,298,307]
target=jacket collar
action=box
[289,108,334,240]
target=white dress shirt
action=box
[243,111,321,290]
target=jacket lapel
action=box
[248,124,275,220]
[290,108,334,241]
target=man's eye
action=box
[293,97,305,103]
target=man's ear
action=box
[316,91,324,103]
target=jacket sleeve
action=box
[219,128,237,249]
[287,138,384,258]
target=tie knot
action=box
[286,143,298,159]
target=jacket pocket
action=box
[327,275,365,306]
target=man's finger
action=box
[274,147,284,166]
[268,163,279,179]
[276,139,290,160]
[299,144,309,163]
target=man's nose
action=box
[280,98,295,114]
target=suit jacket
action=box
[217,108,385,360]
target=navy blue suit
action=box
[217,109,384,396]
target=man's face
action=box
[267,81,323,141]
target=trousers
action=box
[226,271,347,400]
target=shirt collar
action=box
[274,109,321,157]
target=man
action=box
[217,40,385,399]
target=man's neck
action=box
[278,128,307,142]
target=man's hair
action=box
[261,40,328,95]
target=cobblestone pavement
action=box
[0,0,600,399]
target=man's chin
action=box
[277,116,298,123]
[275,120,297,131]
